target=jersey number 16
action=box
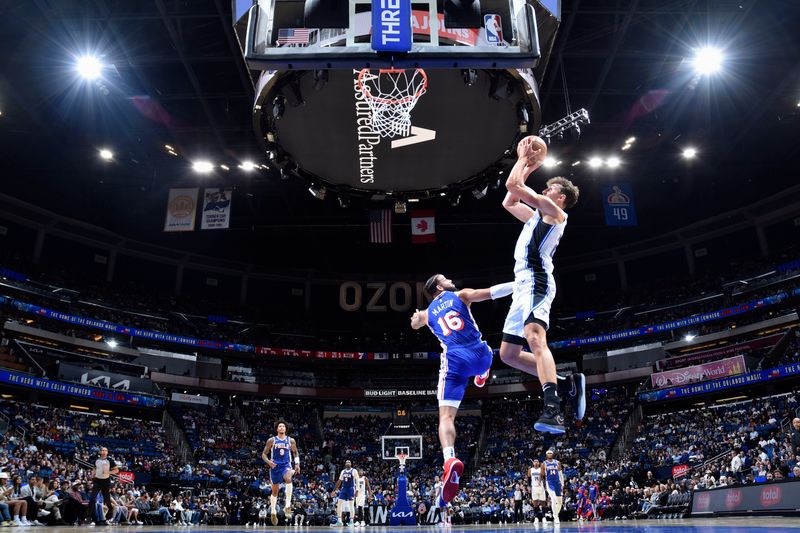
[437,311,464,336]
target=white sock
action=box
[284,483,293,508]
[443,447,456,460]
[270,495,277,514]
[556,374,566,381]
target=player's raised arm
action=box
[506,137,566,223]
[410,309,428,330]
[503,158,537,223]
[457,282,514,305]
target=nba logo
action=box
[484,14,503,44]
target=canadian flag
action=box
[411,210,436,243]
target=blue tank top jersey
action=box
[340,468,355,490]
[271,436,292,467]
[426,291,484,351]
[544,460,561,490]
[589,484,598,500]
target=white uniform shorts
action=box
[356,494,365,507]
[531,487,547,501]
[502,278,555,343]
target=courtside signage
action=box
[372,0,412,52]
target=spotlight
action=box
[192,161,214,173]
[692,47,724,75]
[571,161,581,167]
[625,137,636,144]
[606,156,621,169]
[106,339,118,348]
[220,164,230,171]
[684,334,696,342]
[308,185,326,200]
[588,157,603,168]
[239,161,257,172]
[394,200,407,214]
[621,144,632,151]
[542,157,559,168]
[164,144,174,151]
[682,147,698,159]
[76,55,103,80]
[98,148,113,161]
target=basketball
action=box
[517,135,548,164]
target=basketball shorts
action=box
[270,465,293,484]
[531,487,546,501]
[356,494,365,507]
[437,341,493,409]
[338,488,355,501]
[502,277,555,344]
[547,484,563,498]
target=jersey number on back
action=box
[437,311,464,336]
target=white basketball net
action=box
[358,68,428,138]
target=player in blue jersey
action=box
[411,274,585,503]
[331,460,360,527]
[542,450,563,523]
[261,421,300,525]
[500,136,583,434]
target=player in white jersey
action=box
[354,470,370,527]
[499,136,581,434]
[527,458,546,523]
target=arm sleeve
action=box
[490,282,514,300]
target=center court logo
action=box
[760,486,782,507]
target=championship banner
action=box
[650,355,746,389]
[200,188,232,230]
[658,333,784,370]
[602,183,638,226]
[164,188,198,232]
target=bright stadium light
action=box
[192,160,214,173]
[588,157,603,168]
[682,147,698,159]
[692,47,724,75]
[238,161,257,172]
[684,334,696,342]
[542,157,559,168]
[106,339,118,348]
[76,55,103,80]
[606,156,621,169]
[99,148,113,161]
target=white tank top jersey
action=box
[513,210,567,283]
[530,467,543,489]
[357,477,366,493]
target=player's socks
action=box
[442,446,455,461]
[473,369,490,388]
[441,457,464,503]
[284,483,293,512]
[270,495,278,525]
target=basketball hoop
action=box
[357,68,428,138]
[397,453,408,470]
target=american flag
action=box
[369,209,392,244]
[277,28,311,45]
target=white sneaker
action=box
[20,519,32,527]
[11,520,21,527]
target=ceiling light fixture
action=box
[588,157,603,169]
[192,161,214,173]
[99,148,113,161]
[239,161,257,172]
[682,147,698,159]
[692,47,724,75]
[76,55,103,80]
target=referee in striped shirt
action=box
[88,447,119,525]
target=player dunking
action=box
[500,135,582,434]
[543,450,564,524]
[261,421,300,525]
[527,458,546,524]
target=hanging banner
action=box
[602,183,638,226]
[650,355,746,389]
[200,188,233,230]
[164,188,198,232]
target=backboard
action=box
[242,0,541,70]
[381,434,423,461]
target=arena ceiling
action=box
[0,0,798,274]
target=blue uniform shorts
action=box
[338,487,355,501]
[437,341,493,408]
[270,465,293,484]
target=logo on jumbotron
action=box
[760,486,782,507]
[725,489,743,509]
[694,492,710,511]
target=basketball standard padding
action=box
[444,0,482,29]
[303,0,349,29]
